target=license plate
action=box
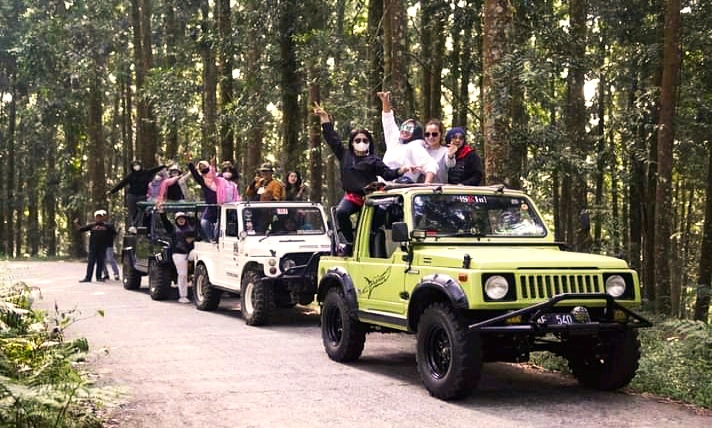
[537,313,574,325]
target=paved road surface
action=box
[7,261,711,427]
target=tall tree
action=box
[383,0,411,117]
[217,0,234,163]
[482,0,513,185]
[654,0,681,314]
[279,0,301,172]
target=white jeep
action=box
[191,201,332,325]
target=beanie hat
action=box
[445,127,466,144]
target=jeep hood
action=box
[413,246,631,270]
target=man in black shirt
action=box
[108,160,166,224]
[74,210,117,283]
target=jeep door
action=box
[218,207,242,286]
[351,203,407,316]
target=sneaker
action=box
[96,278,105,282]
[114,275,120,281]
[78,279,91,283]
[102,276,109,280]
[178,297,190,304]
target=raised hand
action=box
[313,102,330,124]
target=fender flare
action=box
[408,274,469,331]
[194,255,220,282]
[317,266,358,312]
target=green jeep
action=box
[316,184,651,401]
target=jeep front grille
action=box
[518,273,602,299]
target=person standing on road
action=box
[160,210,195,303]
[107,160,166,224]
[73,210,116,283]
[101,211,121,281]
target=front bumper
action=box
[468,293,652,335]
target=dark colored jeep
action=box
[121,201,201,300]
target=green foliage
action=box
[530,314,712,409]
[0,280,103,427]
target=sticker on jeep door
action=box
[361,265,392,298]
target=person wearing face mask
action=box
[108,160,167,225]
[217,166,240,203]
[314,102,410,244]
[377,91,438,184]
[445,127,483,186]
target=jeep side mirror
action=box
[391,222,409,242]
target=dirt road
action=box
[7,261,710,427]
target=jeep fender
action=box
[194,255,219,281]
[407,274,469,331]
[317,266,358,312]
[121,247,136,269]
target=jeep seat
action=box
[370,229,387,259]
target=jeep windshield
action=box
[243,206,326,236]
[412,193,546,238]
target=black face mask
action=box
[199,168,209,175]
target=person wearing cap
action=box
[245,162,285,201]
[377,91,438,184]
[107,160,167,225]
[73,210,117,283]
[445,127,483,186]
[160,210,195,303]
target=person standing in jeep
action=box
[107,160,167,224]
[313,102,410,244]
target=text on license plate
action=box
[538,313,574,325]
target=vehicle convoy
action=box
[316,183,651,401]
[121,201,200,301]
[191,201,332,325]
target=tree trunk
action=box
[218,0,234,163]
[420,0,445,121]
[654,0,680,315]
[279,0,301,173]
[367,0,384,148]
[482,0,513,186]
[243,0,265,175]
[3,69,16,256]
[200,0,218,155]
[695,141,712,322]
[567,0,590,253]
[383,0,411,117]
[164,0,179,159]
[88,54,106,207]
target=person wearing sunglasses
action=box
[423,119,455,183]
[445,127,483,186]
[377,91,438,184]
[313,102,411,244]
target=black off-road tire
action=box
[321,287,366,362]
[193,264,221,311]
[122,260,141,290]
[566,327,641,390]
[416,302,481,401]
[149,260,177,301]
[241,270,275,326]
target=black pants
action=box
[83,247,106,281]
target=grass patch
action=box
[0,278,109,427]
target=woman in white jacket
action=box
[377,91,438,184]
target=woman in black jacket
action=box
[314,102,410,244]
[161,211,195,303]
[445,127,483,186]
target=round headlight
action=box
[268,258,277,267]
[605,274,626,297]
[281,258,296,272]
[485,275,509,300]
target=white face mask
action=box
[222,172,233,179]
[133,165,141,171]
[153,175,162,182]
[353,142,369,153]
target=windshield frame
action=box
[410,193,548,239]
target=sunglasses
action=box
[400,123,416,132]
[353,138,369,144]
[424,132,439,137]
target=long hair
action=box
[348,128,374,153]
